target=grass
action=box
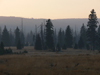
[0,47,100,75]
[0,54,100,75]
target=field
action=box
[0,47,100,75]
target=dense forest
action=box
[0,9,100,54]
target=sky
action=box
[0,0,100,19]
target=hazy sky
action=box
[0,0,100,19]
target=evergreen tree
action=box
[15,27,22,49]
[78,36,84,49]
[80,24,86,48]
[65,25,73,48]
[34,34,42,50]
[17,39,22,49]
[87,9,98,50]
[15,27,20,46]
[1,26,10,46]
[58,28,63,47]
[45,19,54,49]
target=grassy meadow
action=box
[0,47,100,75]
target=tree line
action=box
[0,9,99,51]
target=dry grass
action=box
[0,47,100,75]
[0,54,100,75]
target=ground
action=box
[0,46,100,75]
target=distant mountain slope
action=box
[0,16,99,34]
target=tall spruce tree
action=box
[2,26,10,46]
[58,28,63,47]
[15,27,22,49]
[45,19,54,50]
[34,34,42,50]
[79,24,86,48]
[65,25,73,48]
[87,9,98,50]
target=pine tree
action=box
[1,26,10,46]
[80,24,86,48]
[65,25,73,48]
[45,19,54,50]
[87,9,98,50]
[78,36,84,49]
[34,34,42,50]
[15,27,22,49]
[17,39,22,49]
[58,28,62,47]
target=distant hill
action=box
[0,16,99,34]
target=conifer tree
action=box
[15,27,22,49]
[2,26,10,46]
[34,34,42,50]
[87,9,98,50]
[78,36,84,49]
[17,39,22,49]
[65,25,73,48]
[58,28,63,47]
[80,24,86,48]
[45,19,54,49]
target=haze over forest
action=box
[0,16,100,35]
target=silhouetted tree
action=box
[45,19,54,50]
[65,25,73,48]
[15,27,22,49]
[17,39,22,49]
[78,36,84,49]
[2,26,10,46]
[87,9,98,50]
[34,34,42,50]
[80,24,86,48]
[58,28,62,47]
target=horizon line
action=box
[0,16,100,20]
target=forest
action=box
[0,9,99,55]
